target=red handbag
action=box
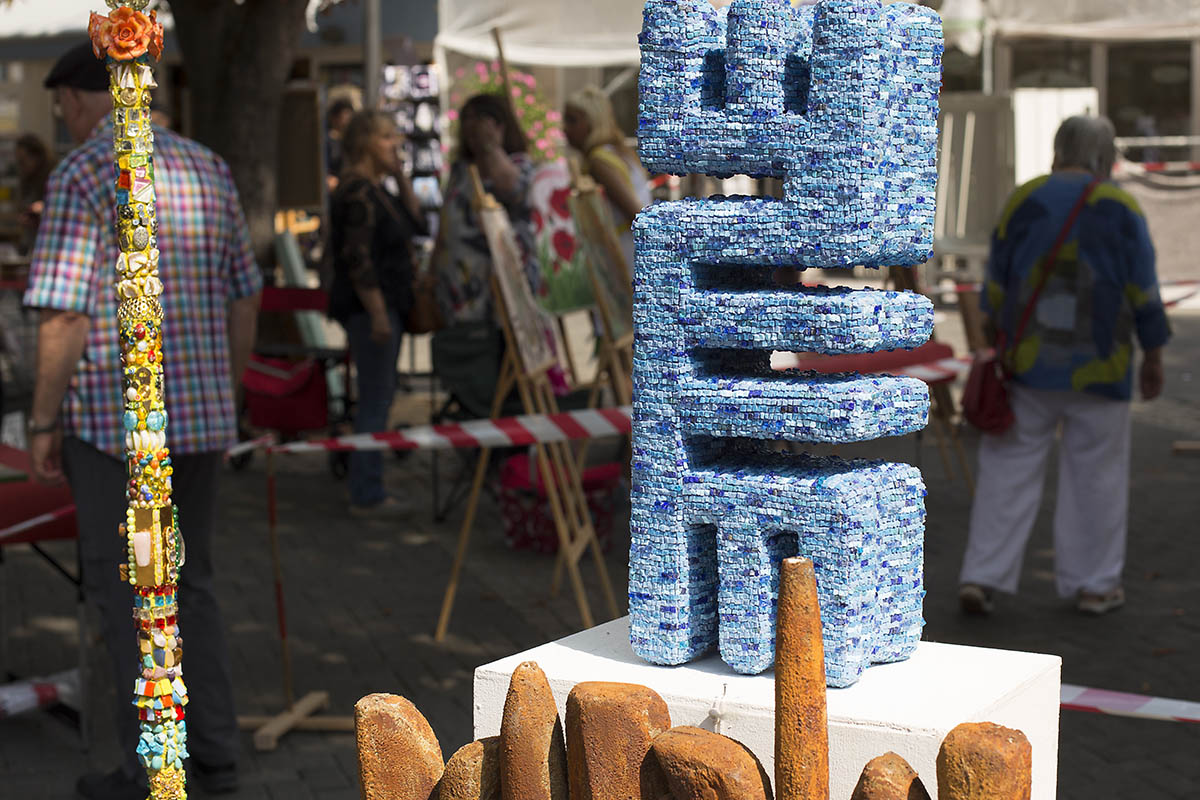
[962,348,1013,434]
[963,177,1100,434]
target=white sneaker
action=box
[1076,586,1125,616]
[959,583,994,616]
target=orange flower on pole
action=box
[88,12,113,60]
[107,7,153,60]
[90,7,155,61]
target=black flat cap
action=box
[44,41,111,92]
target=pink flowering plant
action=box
[449,61,565,163]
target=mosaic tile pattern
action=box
[637,0,942,267]
[89,5,185,797]
[630,0,942,686]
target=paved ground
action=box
[2,304,1198,799]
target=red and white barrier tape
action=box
[225,435,275,461]
[1162,280,1200,309]
[0,669,79,718]
[1115,160,1200,176]
[0,506,75,543]
[1061,684,1200,724]
[263,406,633,455]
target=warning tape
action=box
[1061,684,1200,724]
[260,406,633,455]
[0,669,79,719]
[1162,280,1200,309]
[1115,160,1200,176]
[0,506,75,544]
[1113,159,1200,175]
[224,435,275,461]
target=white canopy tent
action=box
[434,0,643,68]
[432,0,1200,74]
[988,0,1200,42]
[432,0,938,69]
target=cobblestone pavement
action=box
[2,311,1197,799]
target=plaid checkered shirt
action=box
[24,118,262,456]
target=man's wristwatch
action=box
[28,417,61,436]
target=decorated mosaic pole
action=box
[87,4,187,799]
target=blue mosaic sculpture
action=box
[630,0,943,686]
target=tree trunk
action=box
[168,0,311,268]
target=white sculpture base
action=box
[474,617,1061,799]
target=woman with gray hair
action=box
[958,115,1170,617]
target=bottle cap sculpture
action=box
[629,0,943,686]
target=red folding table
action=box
[774,340,975,490]
[0,444,86,745]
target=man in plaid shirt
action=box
[24,43,260,800]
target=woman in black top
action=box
[329,111,425,515]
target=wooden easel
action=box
[1174,441,1200,458]
[433,167,620,641]
[488,25,586,390]
[568,167,634,407]
[564,168,635,488]
[890,265,975,492]
[588,291,633,407]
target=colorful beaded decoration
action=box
[88,3,186,798]
[630,0,943,687]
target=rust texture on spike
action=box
[644,726,773,800]
[849,752,930,800]
[936,722,1032,800]
[500,661,568,800]
[354,693,444,800]
[566,681,672,800]
[438,737,501,800]
[775,557,829,800]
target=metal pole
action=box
[265,450,295,709]
[1192,39,1200,163]
[364,0,382,109]
[1090,42,1108,118]
[993,35,1012,97]
[981,21,994,95]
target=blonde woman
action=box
[563,86,651,267]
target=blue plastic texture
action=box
[629,0,943,686]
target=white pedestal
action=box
[474,618,1060,800]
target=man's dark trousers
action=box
[64,436,237,776]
